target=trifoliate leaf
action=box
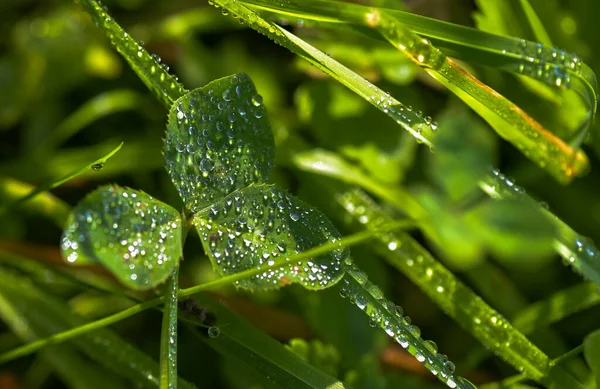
[164,73,274,213]
[193,184,347,290]
[61,185,183,290]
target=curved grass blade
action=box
[513,282,600,335]
[0,266,196,389]
[336,189,583,388]
[0,289,126,389]
[0,177,71,227]
[0,221,413,364]
[185,293,350,389]
[159,268,179,389]
[480,170,600,288]
[211,1,600,288]
[76,0,187,108]
[241,0,596,126]
[238,0,594,183]
[214,0,438,146]
[38,89,141,153]
[61,185,183,290]
[0,142,122,217]
[584,330,600,389]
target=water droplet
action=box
[251,94,263,107]
[208,326,220,338]
[91,162,105,171]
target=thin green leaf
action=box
[165,74,274,213]
[518,0,553,46]
[0,289,126,389]
[0,220,413,364]
[513,283,600,334]
[336,189,582,388]
[76,0,187,108]
[160,268,180,389]
[0,177,71,227]
[0,142,122,217]
[0,267,197,389]
[481,170,600,289]
[238,0,595,182]
[584,330,600,389]
[38,89,141,152]
[61,185,183,290]
[340,262,477,389]
[187,293,350,389]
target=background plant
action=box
[1,1,600,389]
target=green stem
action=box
[159,267,179,389]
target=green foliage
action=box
[61,185,183,290]
[2,0,600,389]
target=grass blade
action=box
[336,189,583,388]
[211,0,600,288]
[38,89,141,153]
[340,262,476,389]
[0,142,122,217]
[518,0,553,46]
[159,268,180,389]
[0,291,127,389]
[0,177,71,227]
[0,266,196,389]
[186,293,350,389]
[513,282,600,335]
[76,0,187,108]
[0,221,411,364]
[481,170,600,288]
[238,0,595,183]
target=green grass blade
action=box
[38,89,141,153]
[0,142,122,217]
[336,189,583,388]
[584,330,600,389]
[0,177,71,227]
[242,0,596,120]
[214,0,438,146]
[481,170,600,288]
[340,262,476,389]
[76,0,187,108]
[159,268,180,389]
[518,0,553,46]
[213,0,600,288]
[238,0,594,183]
[513,283,600,335]
[0,266,196,389]
[0,291,127,389]
[186,293,350,389]
[0,221,412,364]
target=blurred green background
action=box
[1,0,600,388]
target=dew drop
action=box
[251,94,263,107]
[91,162,105,171]
[208,326,220,338]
